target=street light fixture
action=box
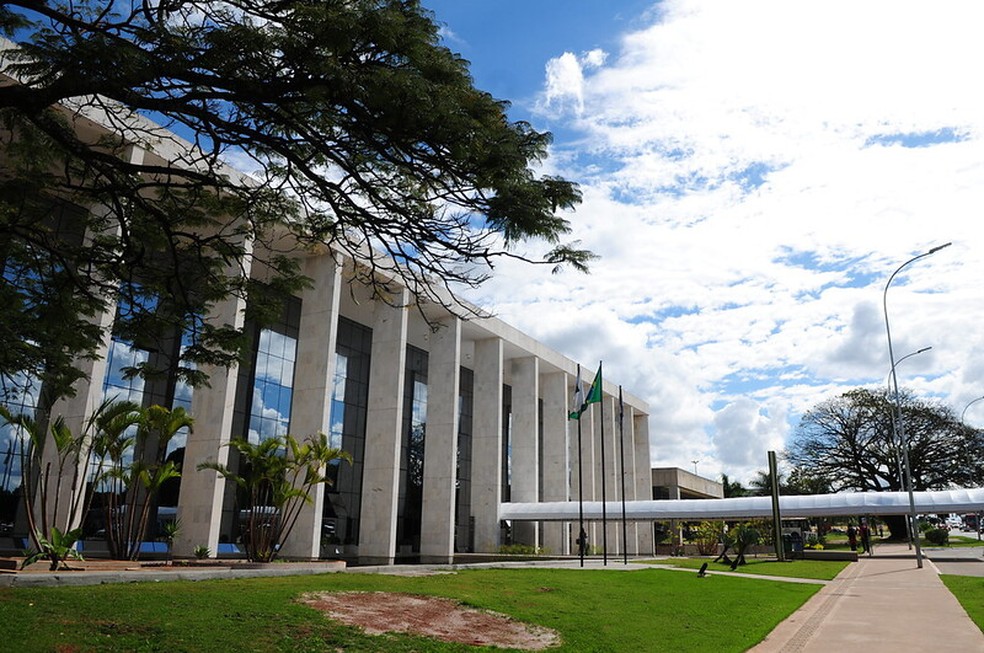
[883,241,951,569]
[691,460,699,476]
[960,395,984,423]
[887,346,931,550]
[886,347,932,387]
[959,395,984,542]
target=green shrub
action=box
[496,543,542,555]
[925,527,949,546]
[693,520,725,555]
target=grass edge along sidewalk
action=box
[0,565,823,652]
[941,574,984,634]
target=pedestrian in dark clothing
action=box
[859,522,871,554]
[847,523,858,551]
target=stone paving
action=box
[749,543,984,652]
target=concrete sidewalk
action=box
[749,543,984,652]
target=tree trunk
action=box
[883,514,909,540]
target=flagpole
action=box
[577,415,585,567]
[619,386,628,565]
[574,364,585,567]
[599,362,607,566]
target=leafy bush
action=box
[924,527,949,546]
[497,544,542,555]
[653,522,672,545]
[749,519,774,546]
[693,521,725,555]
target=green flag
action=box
[584,363,602,408]
[570,363,602,419]
[568,365,585,420]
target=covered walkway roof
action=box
[499,488,984,521]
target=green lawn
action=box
[644,556,848,580]
[0,567,821,652]
[941,575,984,632]
[936,535,984,548]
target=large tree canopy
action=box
[0,0,591,411]
[786,387,984,494]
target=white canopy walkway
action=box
[499,488,984,521]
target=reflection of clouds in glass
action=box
[248,387,290,444]
[411,380,427,425]
[103,339,147,404]
[1,370,38,492]
[328,353,348,449]
[1,370,41,411]
[167,428,188,458]
[247,328,296,443]
[254,330,297,386]
[173,379,193,409]
[0,428,25,492]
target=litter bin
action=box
[781,534,793,557]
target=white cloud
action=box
[469,0,984,482]
[540,48,610,116]
[542,52,586,114]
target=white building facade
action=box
[57,249,654,564]
[0,57,653,563]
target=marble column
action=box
[602,394,620,555]
[541,371,570,555]
[175,243,254,557]
[40,300,117,533]
[470,338,503,553]
[622,404,639,553]
[35,190,131,534]
[279,254,341,560]
[510,356,539,547]
[633,411,654,555]
[419,318,461,563]
[357,290,409,564]
[588,398,610,548]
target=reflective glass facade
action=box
[222,296,301,544]
[454,367,473,552]
[321,317,371,555]
[396,345,428,556]
[247,328,297,443]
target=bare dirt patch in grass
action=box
[300,591,560,650]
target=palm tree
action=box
[198,432,350,562]
[721,473,748,498]
[93,403,191,560]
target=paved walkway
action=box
[749,543,984,652]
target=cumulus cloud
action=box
[540,48,609,115]
[469,0,984,480]
[712,398,787,481]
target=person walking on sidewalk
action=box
[859,521,871,555]
[847,522,858,551]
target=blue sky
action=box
[423,0,984,484]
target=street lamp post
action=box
[959,395,984,542]
[887,346,931,550]
[960,396,984,423]
[883,242,951,569]
[691,460,699,476]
